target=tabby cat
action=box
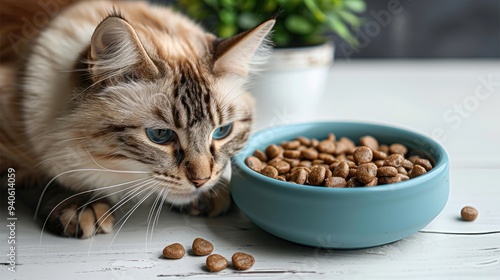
[0,0,275,238]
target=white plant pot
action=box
[249,42,334,131]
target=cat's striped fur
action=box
[0,0,274,238]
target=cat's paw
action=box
[47,199,115,239]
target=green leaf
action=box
[344,0,367,13]
[304,0,327,22]
[336,10,361,28]
[285,15,314,35]
[326,14,356,46]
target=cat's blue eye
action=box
[146,128,175,144]
[212,123,233,140]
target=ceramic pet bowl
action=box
[231,121,450,249]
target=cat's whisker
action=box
[152,187,168,241]
[38,176,153,244]
[146,183,165,245]
[35,168,150,220]
[59,177,157,239]
[108,184,162,247]
[87,179,158,252]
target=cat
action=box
[0,0,275,238]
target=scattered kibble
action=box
[161,238,255,272]
[461,206,478,221]
[206,254,228,272]
[162,243,185,259]
[192,237,214,256]
[232,252,255,270]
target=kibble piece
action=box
[298,160,312,168]
[283,149,301,159]
[365,177,378,187]
[347,177,362,187]
[372,150,387,160]
[312,159,324,166]
[348,168,357,178]
[283,158,300,168]
[397,166,408,175]
[276,176,286,181]
[334,141,349,155]
[206,254,228,272]
[377,166,398,177]
[301,148,318,160]
[408,155,421,164]
[310,138,319,148]
[356,163,378,184]
[389,143,408,155]
[296,136,311,146]
[317,140,336,154]
[325,168,333,178]
[265,144,281,159]
[192,238,214,256]
[162,243,185,259]
[281,140,300,150]
[318,153,336,164]
[414,158,433,171]
[398,174,410,181]
[409,165,427,178]
[327,133,336,142]
[374,160,385,167]
[461,206,478,221]
[378,176,401,184]
[261,166,279,179]
[332,161,349,178]
[271,160,291,175]
[232,252,255,270]
[359,135,379,151]
[325,176,347,188]
[289,168,308,184]
[353,146,373,164]
[384,154,405,167]
[309,166,326,186]
[267,157,281,165]
[378,144,389,154]
[252,150,267,162]
[245,156,262,172]
[402,159,414,170]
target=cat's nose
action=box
[190,178,209,188]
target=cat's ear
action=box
[88,16,159,83]
[213,17,276,77]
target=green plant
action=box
[177,0,366,48]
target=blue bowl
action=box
[231,121,450,249]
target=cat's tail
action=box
[0,0,80,62]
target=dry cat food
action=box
[192,237,214,256]
[162,243,185,259]
[245,133,434,187]
[461,206,478,221]
[206,254,228,272]
[232,252,255,270]
[162,237,255,273]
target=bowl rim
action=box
[233,120,450,194]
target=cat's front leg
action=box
[188,163,233,217]
[38,187,115,238]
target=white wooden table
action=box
[1,60,499,279]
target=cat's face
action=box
[59,14,274,205]
[76,63,253,204]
